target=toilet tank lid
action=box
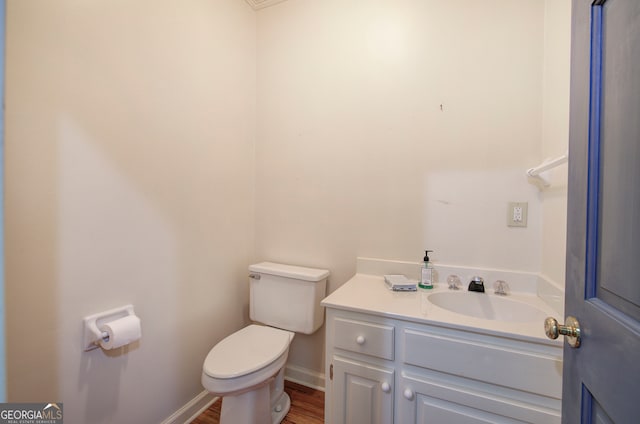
[249,262,329,282]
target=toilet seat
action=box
[204,325,293,379]
[202,325,294,396]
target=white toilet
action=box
[201,262,329,424]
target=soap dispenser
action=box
[419,250,434,289]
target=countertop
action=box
[321,273,563,346]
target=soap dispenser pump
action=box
[419,250,434,289]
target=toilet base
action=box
[220,384,270,424]
[271,391,291,424]
[218,368,290,424]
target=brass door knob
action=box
[544,316,581,348]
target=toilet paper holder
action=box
[83,304,136,351]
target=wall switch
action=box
[507,202,528,227]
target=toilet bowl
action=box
[202,325,293,394]
[201,325,294,424]
[201,262,329,424]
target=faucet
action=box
[493,280,510,296]
[447,274,462,290]
[468,276,485,293]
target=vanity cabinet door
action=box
[396,372,560,424]
[331,356,394,424]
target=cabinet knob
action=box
[381,382,391,393]
[356,335,365,345]
[403,388,414,400]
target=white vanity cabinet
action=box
[325,307,563,424]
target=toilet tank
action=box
[249,262,329,335]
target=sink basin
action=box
[427,291,549,323]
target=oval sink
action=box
[427,291,549,323]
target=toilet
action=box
[201,262,329,424]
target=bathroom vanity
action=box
[322,262,563,424]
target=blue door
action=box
[562,0,640,422]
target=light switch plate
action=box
[507,202,528,227]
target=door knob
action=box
[544,316,581,348]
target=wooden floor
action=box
[191,380,325,424]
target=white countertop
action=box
[322,273,563,346]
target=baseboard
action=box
[284,364,325,392]
[161,390,218,424]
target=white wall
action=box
[0,0,6,403]
[540,0,571,286]
[255,0,550,373]
[5,1,256,423]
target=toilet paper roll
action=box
[99,315,142,350]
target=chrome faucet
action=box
[468,276,485,293]
[447,274,462,290]
[493,280,510,296]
